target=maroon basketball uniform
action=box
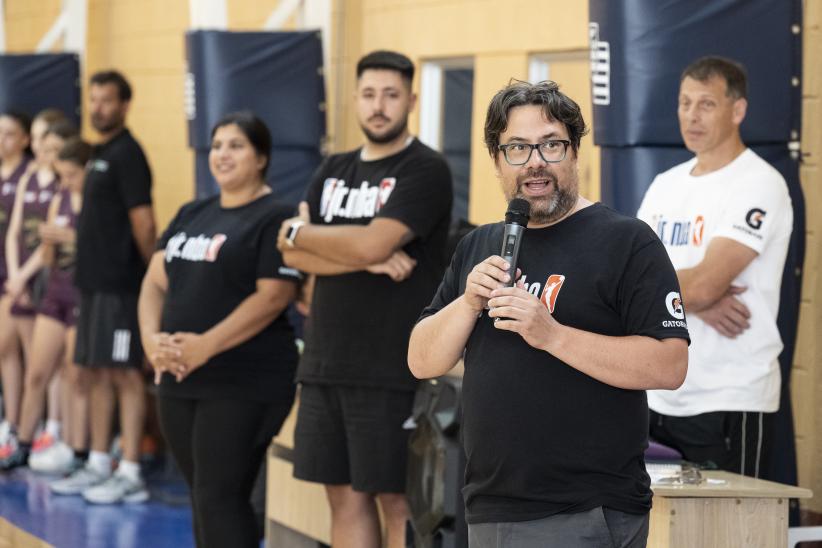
[0,157,32,286]
[10,171,57,316]
[38,188,80,326]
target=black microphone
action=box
[500,198,530,286]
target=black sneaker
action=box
[0,446,29,471]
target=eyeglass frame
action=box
[497,140,571,166]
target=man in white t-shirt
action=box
[637,56,792,478]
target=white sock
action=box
[45,420,61,439]
[117,460,141,482]
[88,451,111,476]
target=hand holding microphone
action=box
[493,199,529,321]
[499,198,530,286]
[462,199,530,315]
[485,198,563,348]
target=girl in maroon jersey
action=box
[0,111,32,455]
[0,137,90,471]
[0,110,72,459]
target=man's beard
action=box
[360,115,408,145]
[514,167,578,225]
[91,113,123,134]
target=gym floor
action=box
[0,466,195,548]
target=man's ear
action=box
[732,97,747,126]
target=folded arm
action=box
[278,201,414,267]
[676,236,757,312]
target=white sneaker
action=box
[0,430,18,460]
[50,465,109,495]
[82,471,149,504]
[0,421,10,444]
[30,441,74,474]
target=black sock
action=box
[74,449,89,461]
[16,443,31,465]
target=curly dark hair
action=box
[484,79,589,158]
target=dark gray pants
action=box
[468,506,648,548]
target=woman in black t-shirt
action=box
[138,112,301,548]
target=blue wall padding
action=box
[0,53,81,127]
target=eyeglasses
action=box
[498,140,571,166]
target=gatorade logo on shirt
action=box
[319,177,396,222]
[732,207,767,240]
[745,208,766,230]
[164,231,227,263]
[662,291,687,328]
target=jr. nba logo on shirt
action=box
[319,177,397,222]
[540,275,565,313]
[652,214,706,248]
[521,273,566,313]
[165,232,228,263]
[377,178,396,210]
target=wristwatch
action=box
[285,220,306,248]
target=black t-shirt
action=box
[297,138,453,391]
[75,129,152,294]
[419,203,690,524]
[157,193,302,402]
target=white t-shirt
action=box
[637,149,793,415]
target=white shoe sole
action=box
[84,489,149,505]
[35,468,75,476]
[50,484,92,496]
[50,477,107,496]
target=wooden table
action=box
[649,471,812,548]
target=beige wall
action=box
[5,0,192,229]
[794,0,822,514]
[3,0,822,514]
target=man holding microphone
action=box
[408,80,689,547]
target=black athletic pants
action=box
[158,395,294,548]
[650,410,774,479]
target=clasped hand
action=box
[463,255,559,351]
[145,332,215,384]
[38,223,74,245]
[4,275,28,302]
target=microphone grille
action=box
[505,198,531,224]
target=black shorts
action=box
[650,410,775,479]
[293,383,415,494]
[75,291,143,368]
